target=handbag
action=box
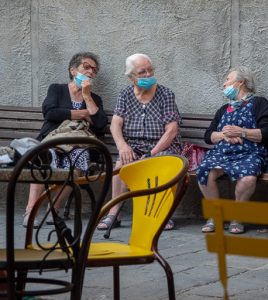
[42,120,96,152]
[181,142,207,171]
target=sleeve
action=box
[90,93,108,132]
[114,88,127,118]
[42,84,71,122]
[204,105,227,144]
[162,89,181,124]
[254,97,268,142]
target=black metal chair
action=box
[0,136,113,299]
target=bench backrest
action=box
[0,105,213,160]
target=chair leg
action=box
[113,266,120,300]
[63,192,73,220]
[63,185,96,220]
[154,253,176,300]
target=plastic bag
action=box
[181,142,207,171]
[0,137,41,168]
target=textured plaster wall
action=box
[1,0,268,114]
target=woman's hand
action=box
[223,136,243,144]
[81,80,99,115]
[81,79,92,100]
[71,109,91,122]
[118,144,136,165]
[222,125,244,138]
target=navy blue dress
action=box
[197,98,267,185]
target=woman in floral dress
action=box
[197,67,268,233]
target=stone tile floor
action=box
[1,209,268,299]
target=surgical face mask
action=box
[136,77,157,90]
[74,72,90,88]
[229,99,243,110]
[223,85,239,100]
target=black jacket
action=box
[204,96,268,149]
[37,83,108,141]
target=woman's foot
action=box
[202,218,215,233]
[229,221,244,234]
[97,215,121,231]
[164,219,175,231]
[23,210,39,228]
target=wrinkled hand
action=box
[119,144,136,165]
[81,79,92,100]
[71,109,91,122]
[222,125,243,138]
[223,135,243,144]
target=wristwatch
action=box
[241,130,247,138]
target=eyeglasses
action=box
[81,62,98,74]
[132,67,155,77]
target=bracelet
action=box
[241,130,247,138]
[143,151,151,158]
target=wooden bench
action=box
[0,105,267,216]
[0,105,212,162]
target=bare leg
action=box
[235,176,257,202]
[198,168,224,199]
[97,160,127,229]
[199,169,224,232]
[26,184,73,212]
[26,184,45,212]
[229,176,257,234]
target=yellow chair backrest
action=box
[119,155,187,250]
[202,198,268,300]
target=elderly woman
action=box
[97,53,181,231]
[197,66,268,234]
[23,51,108,227]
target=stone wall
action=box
[1,0,268,113]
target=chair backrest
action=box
[5,136,113,299]
[202,198,268,300]
[119,155,188,250]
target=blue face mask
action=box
[136,77,157,90]
[223,85,239,100]
[74,72,90,88]
[229,99,243,110]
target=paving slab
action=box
[1,211,268,299]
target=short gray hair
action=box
[229,66,256,93]
[68,52,100,80]
[125,53,153,76]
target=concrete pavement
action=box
[1,209,268,299]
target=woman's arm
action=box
[204,105,227,144]
[150,121,178,155]
[42,84,71,122]
[110,115,136,165]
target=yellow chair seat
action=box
[0,248,70,269]
[89,243,153,259]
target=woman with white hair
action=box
[197,67,268,234]
[97,53,181,231]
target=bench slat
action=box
[0,120,43,130]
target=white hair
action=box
[229,66,256,93]
[125,53,153,76]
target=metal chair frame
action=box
[0,136,113,299]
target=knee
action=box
[238,176,257,186]
[235,176,257,197]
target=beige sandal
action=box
[202,219,215,233]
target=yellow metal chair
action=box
[87,155,189,300]
[202,198,268,300]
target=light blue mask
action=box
[136,77,157,90]
[229,99,243,110]
[223,85,239,100]
[74,72,90,88]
